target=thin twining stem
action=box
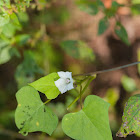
[44,99,52,104]
[67,76,96,110]
[73,61,140,77]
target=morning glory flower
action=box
[55,71,74,94]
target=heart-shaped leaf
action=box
[15,86,58,136]
[29,73,60,99]
[116,94,140,137]
[62,95,112,140]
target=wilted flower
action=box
[55,71,74,94]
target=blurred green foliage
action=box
[98,17,109,35]
[121,75,137,93]
[115,22,130,46]
[60,40,95,61]
[76,0,105,15]
[15,51,43,89]
[104,88,119,107]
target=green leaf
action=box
[78,41,95,61]
[15,86,58,136]
[132,0,140,4]
[24,0,32,7]
[61,40,79,59]
[98,17,109,35]
[97,0,105,9]
[14,34,30,46]
[104,88,119,107]
[15,51,43,88]
[0,45,11,65]
[29,73,60,99]
[35,41,62,72]
[0,13,10,27]
[3,0,11,8]
[0,1,4,6]
[115,22,130,45]
[60,40,95,61]
[0,39,9,48]
[10,12,21,26]
[9,47,21,58]
[121,75,137,92]
[131,4,140,14]
[18,12,29,23]
[112,1,124,8]
[75,0,98,15]
[2,23,16,38]
[62,95,112,140]
[116,94,140,137]
[0,39,20,65]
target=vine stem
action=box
[73,61,140,77]
[44,99,52,104]
[67,75,96,110]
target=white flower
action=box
[55,71,74,94]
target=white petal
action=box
[70,77,73,83]
[55,78,66,88]
[58,71,72,79]
[65,71,72,79]
[59,85,68,94]
[55,78,67,94]
[67,83,74,91]
[58,71,67,79]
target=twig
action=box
[73,61,140,77]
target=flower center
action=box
[66,78,71,84]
